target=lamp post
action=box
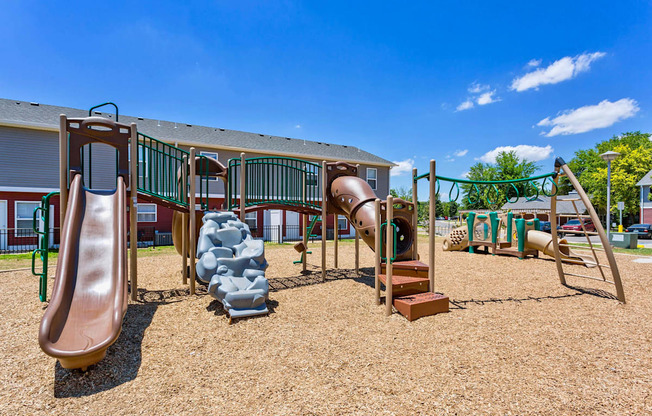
[600,151,620,241]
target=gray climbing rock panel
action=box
[196,211,269,320]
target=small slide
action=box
[39,174,128,370]
[526,230,597,268]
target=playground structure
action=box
[34,104,626,370]
[443,211,597,266]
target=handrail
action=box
[379,221,398,263]
[88,102,119,120]
[31,191,59,302]
[227,156,322,212]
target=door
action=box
[285,211,300,241]
[265,209,283,243]
[0,201,6,251]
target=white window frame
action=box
[137,203,157,223]
[337,215,348,231]
[366,168,377,191]
[15,201,41,237]
[245,212,257,230]
[200,151,219,181]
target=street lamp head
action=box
[600,150,620,162]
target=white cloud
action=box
[390,158,414,176]
[511,52,606,92]
[456,100,474,111]
[478,145,554,163]
[537,98,639,137]
[294,124,302,129]
[527,59,542,67]
[477,90,500,105]
[461,171,470,179]
[453,149,468,157]
[468,82,490,94]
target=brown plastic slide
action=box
[39,174,128,370]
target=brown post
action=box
[354,229,360,275]
[374,198,381,305]
[386,195,394,316]
[428,160,436,293]
[333,214,338,269]
[549,172,566,285]
[354,164,360,274]
[59,115,68,227]
[561,161,626,303]
[321,160,327,282]
[412,167,418,260]
[301,168,308,273]
[181,155,188,285]
[189,148,197,295]
[129,124,138,301]
[240,152,246,223]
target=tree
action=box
[460,151,539,210]
[389,186,411,201]
[562,131,652,217]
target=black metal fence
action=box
[249,225,348,244]
[0,226,174,255]
[0,228,61,255]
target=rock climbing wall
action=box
[195,211,270,320]
[442,226,469,251]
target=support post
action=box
[428,159,436,293]
[412,167,418,260]
[386,195,394,316]
[354,163,360,274]
[333,214,338,268]
[559,160,625,303]
[321,160,327,282]
[240,152,246,223]
[129,123,138,301]
[181,155,188,285]
[189,148,197,295]
[302,168,307,273]
[59,115,68,227]
[374,198,381,305]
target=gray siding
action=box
[0,126,59,188]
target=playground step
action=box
[380,260,429,278]
[378,274,429,297]
[393,293,449,321]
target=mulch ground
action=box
[1,236,651,415]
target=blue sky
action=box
[1,1,651,199]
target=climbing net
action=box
[414,171,558,205]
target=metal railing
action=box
[227,157,322,212]
[1,228,60,254]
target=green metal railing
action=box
[413,171,558,205]
[31,192,59,302]
[227,157,322,212]
[379,220,398,263]
[135,133,211,210]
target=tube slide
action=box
[526,230,597,268]
[39,174,128,369]
[328,167,414,260]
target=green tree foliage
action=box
[460,151,539,210]
[561,131,652,216]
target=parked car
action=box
[560,218,595,237]
[539,221,551,232]
[625,223,652,239]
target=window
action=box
[306,172,318,187]
[245,212,257,230]
[127,144,149,184]
[200,151,219,180]
[137,203,157,222]
[338,215,347,231]
[15,201,40,237]
[366,168,377,190]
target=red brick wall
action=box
[642,208,652,224]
